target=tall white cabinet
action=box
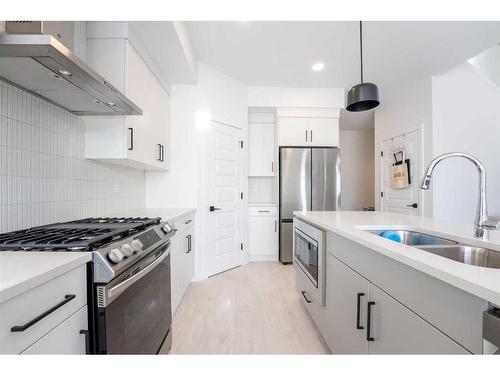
[85,35,170,170]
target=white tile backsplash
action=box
[0,80,145,232]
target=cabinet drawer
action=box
[249,206,278,216]
[295,263,323,329]
[0,265,87,354]
[22,305,88,355]
[172,212,195,234]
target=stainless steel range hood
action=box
[0,33,142,115]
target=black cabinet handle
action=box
[185,219,192,224]
[11,294,76,332]
[128,128,134,150]
[79,329,90,354]
[356,293,365,330]
[160,144,164,162]
[310,130,313,142]
[366,301,375,341]
[209,206,221,212]
[157,144,162,161]
[305,130,308,142]
[186,234,192,253]
[301,291,312,303]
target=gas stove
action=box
[0,217,176,283]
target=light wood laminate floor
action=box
[170,262,328,354]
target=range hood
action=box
[0,33,142,115]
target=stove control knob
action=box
[108,248,124,264]
[121,244,134,257]
[162,223,172,234]
[131,239,143,252]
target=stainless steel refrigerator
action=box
[279,147,340,263]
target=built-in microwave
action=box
[293,219,325,307]
[294,228,319,287]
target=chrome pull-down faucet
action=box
[420,152,499,240]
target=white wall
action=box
[374,78,433,217]
[431,63,500,222]
[248,86,345,108]
[339,130,375,211]
[145,62,248,279]
[0,80,145,233]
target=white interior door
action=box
[207,121,243,276]
[381,130,420,215]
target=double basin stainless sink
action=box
[366,229,500,269]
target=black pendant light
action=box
[346,21,380,112]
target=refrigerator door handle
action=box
[281,218,293,223]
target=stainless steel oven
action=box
[294,227,319,287]
[95,242,172,354]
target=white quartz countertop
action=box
[294,211,500,306]
[109,207,196,223]
[0,252,92,304]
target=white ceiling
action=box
[185,21,500,90]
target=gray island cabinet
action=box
[295,218,488,354]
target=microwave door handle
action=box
[106,248,169,302]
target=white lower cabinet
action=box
[325,254,368,354]
[22,306,88,354]
[325,254,468,354]
[170,213,195,315]
[248,206,278,261]
[0,264,88,354]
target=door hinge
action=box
[380,191,384,198]
[240,140,243,149]
[240,192,243,200]
[380,151,383,157]
[240,243,243,251]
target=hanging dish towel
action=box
[389,151,410,189]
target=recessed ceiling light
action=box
[106,102,116,107]
[58,69,72,77]
[312,62,325,72]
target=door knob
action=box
[209,206,221,212]
[406,203,418,208]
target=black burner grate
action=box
[0,217,161,252]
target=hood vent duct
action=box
[0,22,142,116]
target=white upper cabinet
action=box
[277,108,340,147]
[277,117,309,147]
[84,38,169,170]
[249,122,275,176]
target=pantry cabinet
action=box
[248,206,278,261]
[85,38,169,170]
[277,108,339,147]
[170,212,195,314]
[324,254,468,354]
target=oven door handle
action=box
[107,249,169,301]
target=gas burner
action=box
[0,216,162,252]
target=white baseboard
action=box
[248,255,279,262]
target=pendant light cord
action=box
[359,20,363,83]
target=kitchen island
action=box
[293,211,500,354]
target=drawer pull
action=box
[184,219,192,224]
[366,301,375,341]
[11,294,76,332]
[258,210,270,213]
[301,291,312,303]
